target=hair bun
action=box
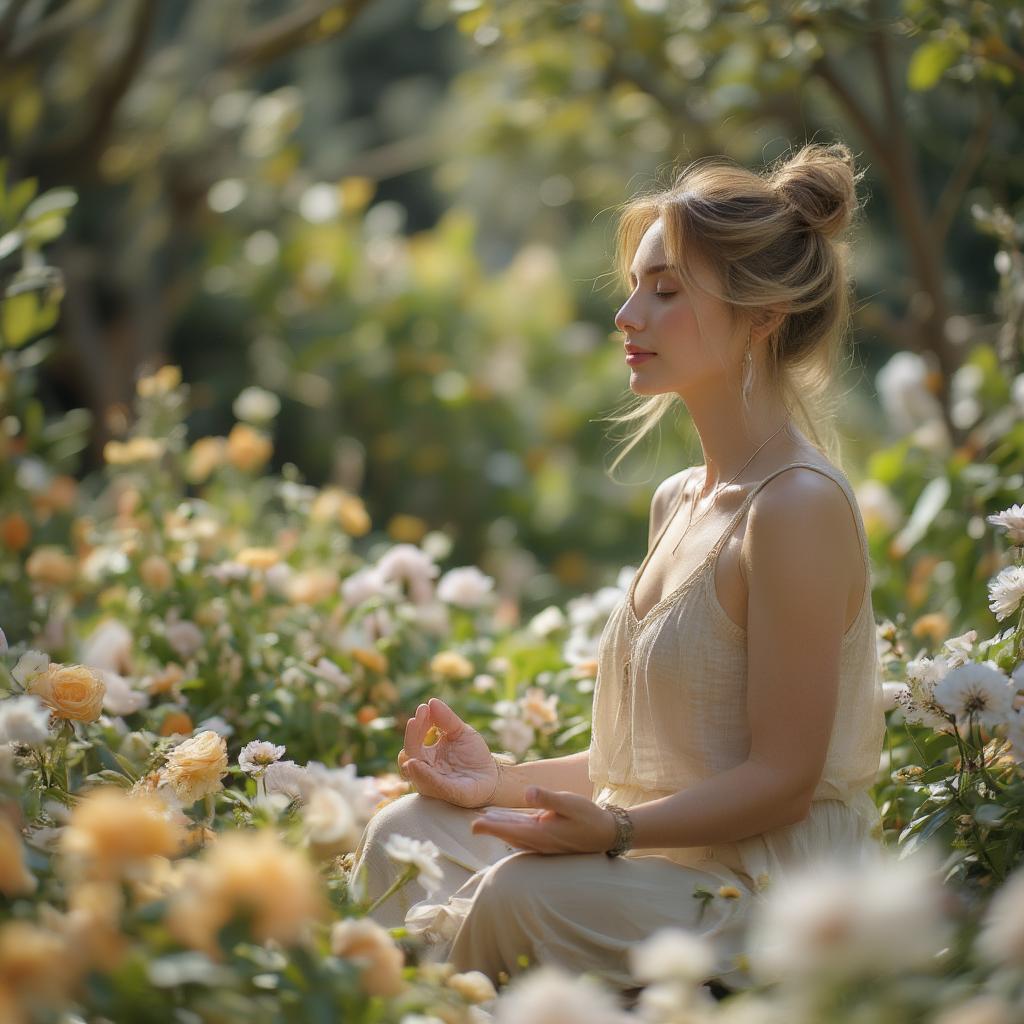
[770,142,861,239]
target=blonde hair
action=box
[602,141,864,476]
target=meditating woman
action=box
[351,140,887,993]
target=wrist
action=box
[603,803,635,858]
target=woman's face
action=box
[613,218,738,397]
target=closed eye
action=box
[654,291,676,300]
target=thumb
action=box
[525,786,579,816]
[405,758,447,798]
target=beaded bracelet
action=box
[604,803,635,858]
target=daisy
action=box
[987,504,1024,546]
[383,834,443,894]
[238,740,287,776]
[0,694,52,744]
[988,566,1024,622]
[932,662,1014,729]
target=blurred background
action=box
[1,0,1022,619]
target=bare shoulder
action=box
[741,465,860,576]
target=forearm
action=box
[627,759,811,850]
[492,750,591,807]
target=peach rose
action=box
[139,554,173,592]
[25,546,77,587]
[430,650,474,680]
[185,436,227,484]
[329,918,404,996]
[160,730,228,805]
[225,423,272,473]
[28,663,106,722]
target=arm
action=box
[491,750,591,807]
[474,469,858,852]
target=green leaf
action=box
[908,39,959,90]
[23,187,77,223]
[0,229,22,260]
[1,290,39,347]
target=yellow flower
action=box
[330,918,404,996]
[225,423,272,472]
[0,817,36,897]
[25,545,77,586]
[387,513,428,543]
[166,830,326,957]
[103,437,165,465]
[287,567,339,605]
[137,365,182,397]
[430,650,474,680]
[718,885,742,900]
[63,880,129,971]
[0,920,79,1006]
[447,970,497,1004]
[185,436,227,484]
[351,646,388,674]
[61,787,185,879]
[28,663,106,722]
[235,547,280,570]
[139,554,173,592]
[911,611,952,645]
[310,487,371,536]
[160,730,228,806]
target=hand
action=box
[397,697,499,809]
[471,786,617,855]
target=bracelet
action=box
[604,803,635,858]
[471,754,510,809]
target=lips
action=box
[624,345,657,355]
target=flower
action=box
[492,700,535,756]
[313,657,352,693]
[988,565,1024,622]
[102,437,165,465]
[60,787,185,880]
[160,730,229,805]
[493,966,628,1024]
[447,970,497,1004]
[302,787,359,849]
[28,663,106,722]
[185,436,227,483]
[311,487,371,536]
[11,649,49,687]
[383,834,443,895]
[99,670,150,716]
[987,504,1024,546]
[0,817,37,896]
[520,687,558,731]
[225,423,273,472]
[747,849,950,984]
[932,662,1014,729]
[233,385,281,424]
[238,740,287,776]
[976,862,1024,967]
[25,545,77,586]
[165,829,325,957]
[436,566,495,608]
[139,554,174,591]
[943,629,977,667]
[430,650,474,680]
[164,616,204,659]
[527,605,567,637]
[629,927,716,984]
[329,918,404,996]
[376,543,440,604]
[0,694,52,744]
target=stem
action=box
[365,865,417,916]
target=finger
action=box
[427,697,466,739]
[524,787,583,816]
[471,814,548,852]
[404,703,429,760]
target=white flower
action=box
[932,662,1014,729]
[519,687,558,731]
[196,715,234,737]
[629,927,717,984]
[942,629,977,667]
[562,627,599,666]
[0,695,52,744]
[493,966,628,1024]
[341,566,400,607]
[238,740,287,775]
[376,544,440,605]
[99,669,151,716]
[304,761,380,822]
[11,650,50,687]
[383,834,443,895]
[491,710,534,757]
[303,785,358,848]
[875,351,944,435]
[233,386,280,424]
[987,504,1024,546]
[164,616,204,659]
[472,673,497,693]
[988,565,1024,622]
[80,619,135,675]
[855,480,903,535]
[313,657,352,693]
[527,605,567,637]
[975,862,1024,967]
[262,760,310,801]
[436,566,495,608]
[748,848,951,984]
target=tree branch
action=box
[225,0,372,70]
[932,96,993,245]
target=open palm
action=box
[398,698,498,808]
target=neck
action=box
[686,390,796,495]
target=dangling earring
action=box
[741,329,754,405]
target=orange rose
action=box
[29,664,106,722]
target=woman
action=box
[351,141,887,993]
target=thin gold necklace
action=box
[670,418,793,556]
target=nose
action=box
[614,294,642,335]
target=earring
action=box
[741,330,754,404]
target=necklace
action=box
[670,418,793,557]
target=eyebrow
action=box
[628,263,672,282]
